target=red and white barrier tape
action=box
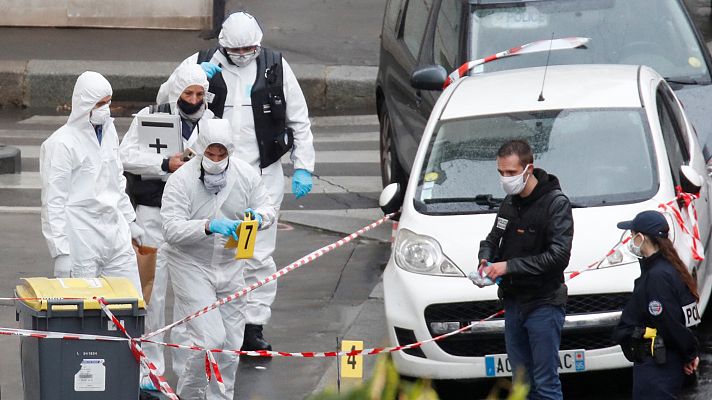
[0,326,127,342]
[96,298,178,400]
[0,297,86,302]
[659,189,705,261]
[141,213,395,340]
[443,37,589,88]
[133,235,632,359]
[0,239,611,361]
[2,202,698,382]
[205,349,226,395]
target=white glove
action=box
[53,255,72,278]
[130,221,146,246]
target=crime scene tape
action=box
[97,298,179,399]
[443,37,590,88]
[138,232,633,360]
[141,212,396,340]
[0,326,127,342]
[0,194,703,395]
[659,188,705,261]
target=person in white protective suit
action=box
[40,71,142,292]
[161,118,276,399]
[157,11,316,351]
[119,63,212,391]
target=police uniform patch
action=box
[648,300,663,316]
[682,302,701,327]
[496,217,508,230]
[205,92,216,104]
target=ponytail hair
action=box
[650,236,699,302]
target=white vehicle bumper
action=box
[383,260,633,380]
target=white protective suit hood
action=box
[167,64,209,104]
[218,12,263,48]
[196,119,235,156]
[67,71,113,126]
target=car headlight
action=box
[394,229,464,276]
[597,245,639,269]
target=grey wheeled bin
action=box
[15,277,146,400]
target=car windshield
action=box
[414,109,658,214]
[469,0,711,83]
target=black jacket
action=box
[478,169,574,313]
[613,252,700,363]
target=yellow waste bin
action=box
[15,277,146,400]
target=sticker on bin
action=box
[485,350,585,377]
[108,319,125,331]
[74,358,106,392]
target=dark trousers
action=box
[504,299,565,400]
[633,351,685,400]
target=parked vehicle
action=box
[378,64,712,379]
[377,0,712,188]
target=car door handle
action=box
[414,90,423,108]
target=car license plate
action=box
[484,349,586,377]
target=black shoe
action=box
[242,324,272,351]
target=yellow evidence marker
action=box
[224,212,259,259]
[340,340,364,379]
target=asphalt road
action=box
[0,110,391,399]
[0,213,390,400]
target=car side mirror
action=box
[680,165,703,195]
[410,65,447,91]
[380,183,403,214]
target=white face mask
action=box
[89,104,110,126]
[202,156,229,175]
[228,47,261,67]
[627,234,645,258]
[500,164,531,195]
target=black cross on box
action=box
[149,138,169,154]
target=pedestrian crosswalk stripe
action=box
[1,114,387,228]
[16,145,380,164]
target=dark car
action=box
[376,0,712,188]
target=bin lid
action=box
[15,277,145,311]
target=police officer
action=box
[156,11,315,352]
[613,210,700,400]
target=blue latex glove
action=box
[292,169,313,199]
[200,62,222,79]
[244,208,263,228]
[209,218,241,239]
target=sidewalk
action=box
[0,58,376,115]
[0,0,385,115]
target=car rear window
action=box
[414,108,659,214]
[469,0,710,84]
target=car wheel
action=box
[380,106,407,188]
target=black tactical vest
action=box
[124,103,172,208]
[198,47,293,168]
[495,189,567,298]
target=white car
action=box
[378,64,712,379]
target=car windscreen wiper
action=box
[664,77,704,86]
[425,194,503,209]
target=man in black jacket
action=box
[479,139,574,400]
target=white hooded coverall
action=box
[157,11,316,327]
[119,63,212,377]
[40,71,141,292]
[161,119,276,399]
